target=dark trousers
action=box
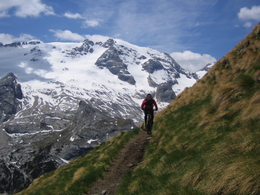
[144,108,154,125]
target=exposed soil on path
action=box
[86,130,151,195]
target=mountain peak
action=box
[103,38,115,48]
[1,72,16,84]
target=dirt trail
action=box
[86,130,151,195]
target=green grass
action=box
[116,99,210,195]
[16,128,141,195]
[116,93,260,194]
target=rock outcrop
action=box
[96,46,136,85]
[0,72,23,123]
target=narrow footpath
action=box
[86,130,151,195]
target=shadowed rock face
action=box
[156,82,176,103]
[0,72,23,123]
[95,46,136,85]
[66,39,95,56]
[0,147,62,194]
[142,59,164,74]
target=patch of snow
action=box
[196,70,207,79]
[87,139,98,144]
[59,157,70,164]
[172,74,197,95]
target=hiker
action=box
[141,94,158,127]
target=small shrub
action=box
[236,74,255,89]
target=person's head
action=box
[146,94,152,100]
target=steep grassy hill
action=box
[17,23,260,195]
[116,23,260,195]
[16,128,141,195]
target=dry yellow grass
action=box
[72,167,86,182]
[128,179,140,193]
[242,90,260,120]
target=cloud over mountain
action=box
[170,50,216,72]
[238,5,260,27]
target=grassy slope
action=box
[17,24,260,195]
[16,128,141,195]
[116,24,260,195]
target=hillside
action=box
[17,23,260,195]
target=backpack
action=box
[145,99,153,106]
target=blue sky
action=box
[0,0,260,72]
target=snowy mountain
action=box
[0,36,207,194]
[196,62,215,79]
[0,36,201,126]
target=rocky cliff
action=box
[0,73,23,123]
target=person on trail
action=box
[141,94,158,128]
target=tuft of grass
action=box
[235,74,255,89]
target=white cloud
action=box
[170,50,216,72]
[83,19,101,27]
[63,12,101,28]
[244,22,253,28]
[0,11,9,18]
[0,33,36,44]
[50,29,85,42]
[114,33,121,38]
[238,5,260,28]
[64,12,83,19]
[0,34,16,44]
[0,0,54,18]
[238,6,260,21]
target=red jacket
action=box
[141,98,158,110]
